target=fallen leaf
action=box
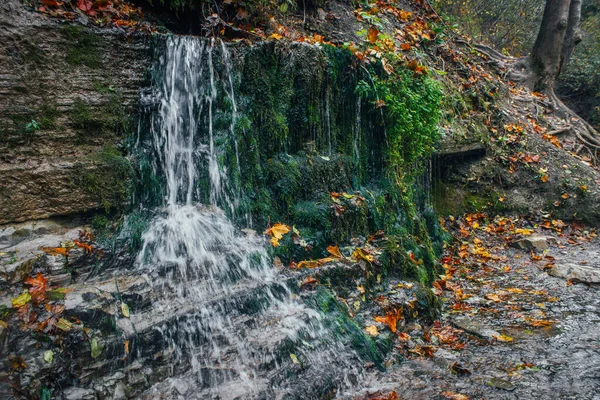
[41,247,70,257]
[374,307,403,333]
[55,318,73,331]
[290,353,300,364]
[485,293,502,302]
[352,247,375,263]
[12,291,32,308]
[263,223,291,247]
[43,350,54,363]
[367,26,379,43]
[450,362,471,376]
[120,302,130,318]
[297,260,321,269]
[493,333,514,342]
[515,228,534,235]
[441,392,469,400]
[90,338,103,359]
[24,273,48,302]
[300,275,318,287]
[366,325,379,336]
[327,245,343,258]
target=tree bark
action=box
[530,0,571,92]
[560,0,583,74]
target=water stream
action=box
[134,35,361,398]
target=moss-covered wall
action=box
[134,39,444,284]
[0,8,151,224]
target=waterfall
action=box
[134,36,362,398]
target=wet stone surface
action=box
[352,214,600,400]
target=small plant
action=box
[22,119,40,143]
[25,119,40,133]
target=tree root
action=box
[546,127,571,136]
[455,37,600,164]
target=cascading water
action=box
[134,36,363,398]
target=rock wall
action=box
[0,0,151,224]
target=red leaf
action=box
[24,273,48,302]
[41,0,62,7]
[77,0,95,14]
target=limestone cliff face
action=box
[0,0,151,224]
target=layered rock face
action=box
[0,0,151,224]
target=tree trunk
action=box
[530,0,571,92]
[560,0,583,74]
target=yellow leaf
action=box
[297,260,321,269]
[121,302,130,318]
[352,248,374,263]
[485,293,502,302]
[493,334,514,342]
[290,353,300,364]
[365,325,379,336]
[11,291,31,308]
[264,223,291,247]
[541,175,549,183]
[269,33,283,40]
[515,228,534,235]
[55,318,73,331]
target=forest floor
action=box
[352,214,600,400]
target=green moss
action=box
[76,144,132,212]
[70,93,129,141]
[22,40,47,65]
[433,181,506,216]
[62,25,103,68]
[311,288,388,369]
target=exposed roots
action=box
[454,38,600,164]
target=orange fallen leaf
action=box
[300,275,318,288]
[441,391,469,400]
[326,245,343,259]
[367,26,380,44]
[485,293,502,302]
[42,247,70,257]
[24,273,48,302]
[374,307,403,333]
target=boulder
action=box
[549,263,600,284]
[510,234,557,251]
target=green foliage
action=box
[373,70,442,174]
[433,0,545,55]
